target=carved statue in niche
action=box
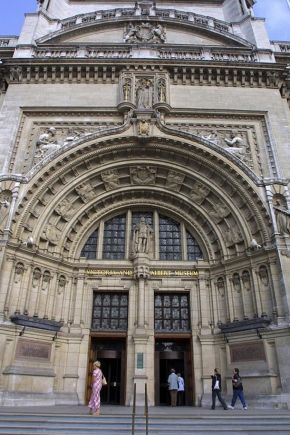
[35,127,60,160]
[43,223,62,245]
[58,275,66,294]
[273,196,290,235]
[157,78,166,103]
[133,217,153,254]
[122,78,132,101]
[42,271,51,291]
[242,271,251,291]
[166,171,184,192]
[232,274,241,293]
[217,278,225,297]
[189,182,210,205]
[0,189,11,235]
[32,268,42,287]
[259,266,269,286]
[130,166,156,185]
[101,169,120,190]
[75,183,95,202]
[136,78,153,109]
[14,263,24,284]
[55,199,77,220]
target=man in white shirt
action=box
[177,373,185,406]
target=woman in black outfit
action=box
[211,368,228,410]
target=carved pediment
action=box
[35,7,253,49]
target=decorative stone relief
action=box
[55,199,78,221]
[130,166,156,185]
[189,182,210,205]
[169,123,253,169]
[165,171,185,192]
[42,224,62,245]
[101,170,120,191]
[75,183,95,202]
[57,275,66,294]
[124,22,166,44]
[216,277,225,297]
[32,268,42,288]
[208,202,230,224]
[224,226,243,247]
[35,127,61,160]
[137,119,151,136]
[42,271,51,292]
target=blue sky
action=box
[0,0,289,40]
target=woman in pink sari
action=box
[88,360,103,416]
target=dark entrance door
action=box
[155,339,193,406]
[87,338,126,405]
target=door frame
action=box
[86,332,127,405]
[154,334,194,406]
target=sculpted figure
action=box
[152,24,166,43]
[122,79,132,101]
[157,78,166,103]
[36,127,60,159]
[0,190,11,235]
[133,217,153,254]
[138,120,150,136]
[75,183,95,202]
[190,182,210,204]
[101,170,120,190]
[55,199,77,220]
[136,79,153,109]
[43,224,62,245]
[124,23,139,42]
[224,131,244,147]
[166,171,184,192]
[273,199,290,235]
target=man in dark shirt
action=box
[228,368,247,410]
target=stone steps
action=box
[0,412,290,434]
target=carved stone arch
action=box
[13,134,271,259]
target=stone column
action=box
[131,254,150,405]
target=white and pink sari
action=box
[88,368,103,413]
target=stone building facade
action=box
[0,0,290,407]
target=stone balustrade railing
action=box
[58,7,234,39]
[0,37,18,47]
[32,46,264,63]
[271,42,290,53]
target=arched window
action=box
[80,210,204,261]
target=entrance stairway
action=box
[0,407,290,434]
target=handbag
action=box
[102,376,107,386]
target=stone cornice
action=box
[0,60,288,97]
